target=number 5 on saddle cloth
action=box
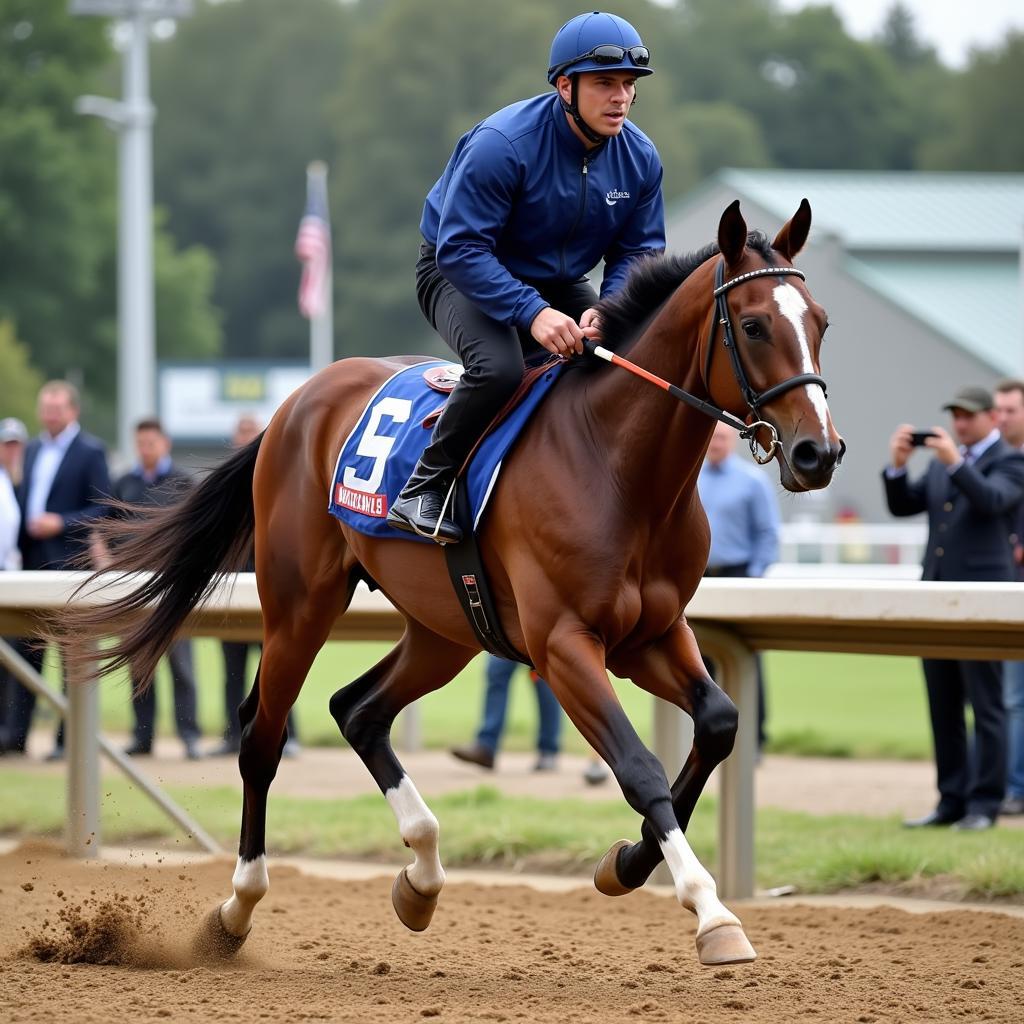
[329,358,564,663]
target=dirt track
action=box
[3,843,1023,1024]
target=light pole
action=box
[71,0,192,461]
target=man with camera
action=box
[883,386,1024,830]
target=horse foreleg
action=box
[542,626,753,966]
[596,620,753,965]
[329,622,476,931]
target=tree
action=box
[151,0,351,359]
[0,320,44,426]
[919,33,1024,171]
[0,0,224,438]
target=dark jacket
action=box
[18,429,111,571]
[883,438,1024,581]
[112,461,192,510]
[420,93,665,329]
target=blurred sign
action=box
[158,363,310,443]
[70,0,193,16]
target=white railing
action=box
[778,520,926,568]
[3,572,1023,900]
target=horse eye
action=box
[742,320,763,340]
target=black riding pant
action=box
[404,243,598,496]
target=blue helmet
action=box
[547,12,654,85]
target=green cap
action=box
[942,386,993,414]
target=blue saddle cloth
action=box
[329,359,564,542]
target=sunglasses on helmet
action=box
[548,44,651,80]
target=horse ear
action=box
[717,200,747,270]
[772,198,812,261]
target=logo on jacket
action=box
[605,189,631,206]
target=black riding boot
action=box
[386,412,464,544]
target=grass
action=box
[1,771,1019,900]
[32,643,933,761]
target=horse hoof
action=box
[593,839,634,897]
[391,869,438,932]
[192,905,250,959]
[696,924,757,966]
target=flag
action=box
[294,163,331,320]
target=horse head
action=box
[705,200,845,492]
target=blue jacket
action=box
[421,93,665,330]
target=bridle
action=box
[704,259,828,463]
[584,257,830,465]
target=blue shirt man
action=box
[698,422,780,578]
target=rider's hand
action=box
[580,307,603,343]
[530,307,584,356]
[888,423,915,470]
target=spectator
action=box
[451,654,562,771]
[208,414,300,758]
[994,378,1024,815]
[99,419,201,760]
[6,382,110,759]
[0,417,26,570]
[0,417,27,754]
[697,420,780,752]
[885,387,1024,831]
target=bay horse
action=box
[64,200,842,967]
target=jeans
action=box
[476,655,562,756]
[130,640,200,748]
[1005,661,1024,799]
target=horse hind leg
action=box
[329,621,476,931]
[195,567,357,958]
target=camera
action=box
[909,430,937,447]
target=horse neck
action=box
[583,266,718,509]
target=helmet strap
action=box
[559,75,605,146]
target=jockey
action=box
[387,11,666,543]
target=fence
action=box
[3,571,1023,900]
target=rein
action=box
[584,259,828,464]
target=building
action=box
[667,170,1024,522]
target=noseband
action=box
[584,257,830,465]
[704,259,828,464]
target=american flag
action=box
[294,163,332,320]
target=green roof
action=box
[708,170,1024,252]
[673,170,1024,375]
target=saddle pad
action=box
[329,359,565,542]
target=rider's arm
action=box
[434,129,548,330]
[600,155,666,299]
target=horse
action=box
[62,199,843,967]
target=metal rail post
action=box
[694,624,758,900]
[66,646,100,858]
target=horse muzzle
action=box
[782,435,845,491]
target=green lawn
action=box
[32,643,932,760]
[1,771,1018,900]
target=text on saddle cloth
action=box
[328,360,565,542]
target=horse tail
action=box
[58,433,263,690]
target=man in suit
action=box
[993,378,1024,815]
[101,419,200,760]
[6,381,111,758]
[884,386,1024,831]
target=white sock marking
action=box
[220,854,268,937]
[386,775,445,896]
[773,283,829,434]
[659,828,739,937]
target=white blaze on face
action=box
[772,283,829,434]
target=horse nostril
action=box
[792,439,823,473]
[837,438,847,465]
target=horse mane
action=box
[588,230,776,364]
